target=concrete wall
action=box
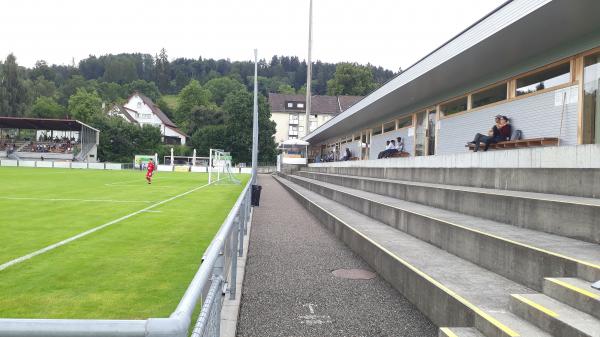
[309,144,600,169]
[437,85,579,155]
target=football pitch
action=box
[0,167,249,319]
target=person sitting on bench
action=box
[468,115,511,152]
[378,140,392,159]
[342,148,352,161]
[380,140,397,158]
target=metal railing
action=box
[0,176,254,337]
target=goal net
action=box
[209,149,240,185]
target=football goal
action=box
[209,149,240,185]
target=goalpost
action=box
[209,149,240,185]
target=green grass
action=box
[161,95,179,111]
[0,167,248,319]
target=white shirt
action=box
[395,141,404,151]
[385,143,393,150]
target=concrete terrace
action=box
[236,175,437,337]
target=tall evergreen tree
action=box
[155,48,170,93]
[0,54,29,116]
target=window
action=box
[354,135,360,141]
[516,62,570,96]
[289,114,299,124]
[297,103,305,108]
[440,96,467,116]
[309,120,318,131]
[372,125,383,135]
[287,102,294,108]
[472,83,507,108]
[383,121,395,133]
[397,116,412,128]
[289,125,298,136]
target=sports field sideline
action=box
[0,167,249,319]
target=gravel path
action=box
[236,175,437,337]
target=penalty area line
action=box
[0,178,221,272]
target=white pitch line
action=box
[0,197,153,204]
[0,179,219,272]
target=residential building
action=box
[268,93,362,144]
[108,92,187,145]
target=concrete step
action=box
[283,173,600,290]
[304,166,600,199]
[543,277,600,320]
[439,327,486,337]
[296,170,600,244]
[274,175,551,337]
[509,293,600,337]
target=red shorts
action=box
[146,171,153,178]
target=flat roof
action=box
[0,117,99,132]
[304,0,600,144]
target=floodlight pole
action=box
[305,0,313,137]
[251,49,259,184]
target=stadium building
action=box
[304,0,600,162]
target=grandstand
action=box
[0,117,99,162]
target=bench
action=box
[389,151,410,158]
[466,137,559,151]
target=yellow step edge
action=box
[440,327,460,337]
[511,294,559,318]
[545,278,600,300]
[279,178,520,337]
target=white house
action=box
[108,92,187,145]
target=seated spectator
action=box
[378,140,392,159]
[468,115,511,152]
[380,140,397,158]
[342,148,352,161]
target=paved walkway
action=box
[236,175,436,337]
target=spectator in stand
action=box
[342,148,352,161]
[378,140,392,159]
[468,115,511,152]
[380,140,397,158]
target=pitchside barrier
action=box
[0,159,123,170]
[0,174,254,337]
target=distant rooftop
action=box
[268,93,363,115]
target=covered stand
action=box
[278,139,309,165]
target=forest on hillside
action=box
[0,50,397,163]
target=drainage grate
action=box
[332,268,377,280]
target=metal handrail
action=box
[0,176,254,337]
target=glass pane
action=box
[516,62,570,96]
[372,125,383,135]
[583,52,600,144]
[414,111,426,156]
[383,121,395,133]
[472,83,507,108]
[398,116,412,128]
[440,97,468,116]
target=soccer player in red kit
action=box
[146,159,156,184]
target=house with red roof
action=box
[108,92,187,145]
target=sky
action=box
[0,0,507,71]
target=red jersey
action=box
[147,162,155,173]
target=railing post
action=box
[238,209,244,257]
[229,215,239,300]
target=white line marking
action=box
[0,179,219,272]
[141,210,162,213]
[0,197,153,204]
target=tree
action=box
[222,90,277,164]
[126,80,161,101]
[187,105,223,134]
[68,88,102,122]
[103,57,138,83]
[26,76,58,100]
[30,60,56,82]
[155,48,170,93]
[29,96,65,118]
[326,63,377,96]
[189,125,226,156]
[204,77,245,106]
[277,84,296,94]
[176,80,213,124]
[0,54,29,116]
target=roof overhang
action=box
[305,0,600,144]
[0,117,98,132]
